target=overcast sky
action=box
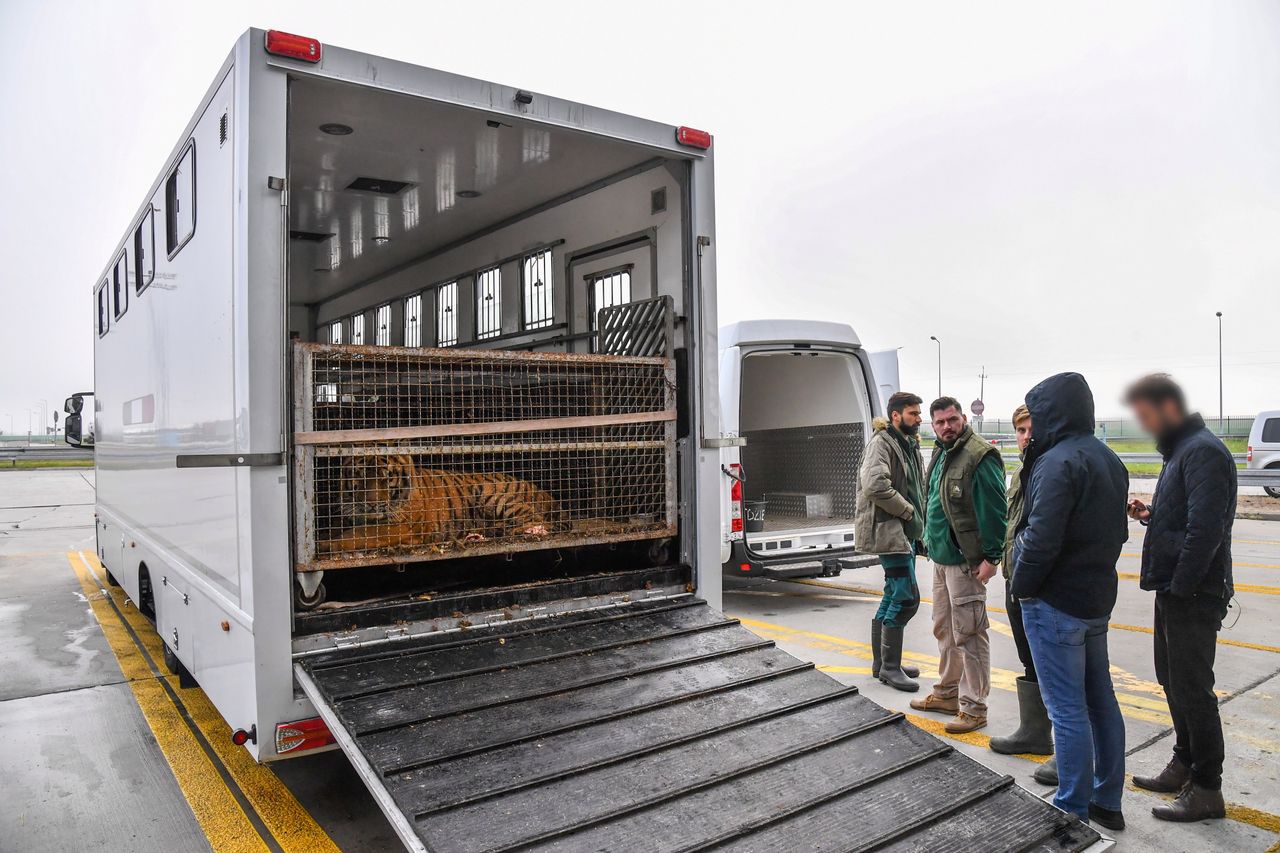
[2,0,1277,435]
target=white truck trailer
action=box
[72,28,1101,852]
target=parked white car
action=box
[1247,410,1280,498]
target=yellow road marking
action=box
[903,712,1051,763]
[1121,552,1280,571]
[66,552,269,853]
[736,615,1174,726]
[1117,572,1280,597]
[73,551,340,853]
[789,576,1280,654]
[1125,782,1280,842]
[817,664,872,676]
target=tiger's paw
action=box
[463,532,488,544]
[521,524,550,538]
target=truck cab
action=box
[720,320,881,579]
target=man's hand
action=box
[975,560,998,584]
[1127,498,1151,522]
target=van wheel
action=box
[137,564,156,622]
[163,644,197,689]
[295,582,327,610]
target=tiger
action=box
[322,454,560,554]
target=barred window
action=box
[476,267,502,340]
[522,249,554,330]
[403,293,423,347]
[329,320,343,344]
[437,281,458,346]
[350,312,365,345]
[589,267,632,350]
[375,303,391,346]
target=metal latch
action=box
[703,437,747,449]
[172,628,180,650]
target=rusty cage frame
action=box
[291,343,678,573]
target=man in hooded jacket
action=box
[1011,373,1129,831]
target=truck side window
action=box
[522,249,554,330]
[349,312,365,345]
[113,251,129,320]
[437,281,458,346]
[165,141,196,257]
[135,207,156,293]
[329,319,343,344]
[375,304,391,346]
[403,293,423,347]
[97,281,110,337]
[476,268,502,340]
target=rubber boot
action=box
[1033,756,1058,786]
[1151,782,1226,822]
[871,618,919,679]
[878,625,919,692]
[989,677,1054,755]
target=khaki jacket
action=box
[855,418,925,555]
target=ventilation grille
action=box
[597,295,675,359]
[219,111,229,147]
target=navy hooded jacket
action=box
[1011,373,1130,619]
[1139,413,1236,599]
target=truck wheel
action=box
[106,569,120,587]
[163,644,197,689]
[295,581,327,610]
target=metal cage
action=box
[292,343,678,573]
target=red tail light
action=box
[265,30,322,63]
[276,717,334,755]
[1247,445,1253,462]
[675,126,712,150]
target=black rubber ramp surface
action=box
[298,597,1102,853]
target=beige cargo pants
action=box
[930,562,991,717]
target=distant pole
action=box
[1216,311,1223,427]
[978,365,987,402]
[930,336,942,398]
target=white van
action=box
[719,320,884,579]
[1247,410,1280,497]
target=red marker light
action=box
[231,727,255,746]
[675,126,712,150]
[275,717,335,755]
[265,30,322,63]
[739,563,752,572]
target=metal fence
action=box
[922,415,1256,441]
[292,343,678,573]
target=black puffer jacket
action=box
[1011,373,1130,619]
[1140,414,1236,599]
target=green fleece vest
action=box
[925,426,1002,566]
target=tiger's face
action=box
[337,454,415,523]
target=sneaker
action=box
[909,693,959,715]
[944,711,988,734]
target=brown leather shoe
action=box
[1151,782,1226,822]
[944,711,988,734]
[1132,757,1191,794]
[909,693,959,715]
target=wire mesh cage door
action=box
[291,343,678,573]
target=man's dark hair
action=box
[886,391,923,418]
[1124,373,1186,413]
[929,396,963,417]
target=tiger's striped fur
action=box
[323,454,559,554]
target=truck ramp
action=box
[295,596,1101,853]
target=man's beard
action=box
[898,420,919,436]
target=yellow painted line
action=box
[736,615,1174,726]
[1121,552,1280,571]
[65,552,269,853]
[1108,621,1280,655]
[1117,572,1280,597]
[817,664,872,676]
[76,552,340,853]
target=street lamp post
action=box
[1215,312,1223,427]
[929,336,942,398]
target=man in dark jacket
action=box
[1011,373,1128,830]
[1125,374,1235,822]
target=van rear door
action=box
[296,597,1101,852]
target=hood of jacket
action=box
[1025,372,1095,455]
[872,416,889,432]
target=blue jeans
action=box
[1020,598,1125,820]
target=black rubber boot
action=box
[878,625,919,692]
[989,677,1054,755]
[1133,756,1191,794]
[1152,783,1226,822]
[1033,756,1058,786]
[872,618,918,679]
[1089,803,1126,831]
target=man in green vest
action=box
[910,396,1007,734]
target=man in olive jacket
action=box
[855,391,927,692]
[910,397,1007,734]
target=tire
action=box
[105,569,120,587]
[1267,465,1280,500]
[162,643,197,689]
